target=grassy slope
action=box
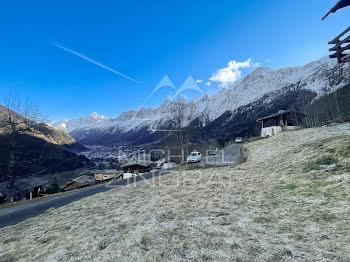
[1,125,350,261]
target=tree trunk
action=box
[7,136,17,201]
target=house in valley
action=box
[93,169,118,181]
[257,110,303,137]
[121,162,152,179]
[0,177,49,202]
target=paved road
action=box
[0,144,242,229]
[203,143,242,166]
[0,170,171,229]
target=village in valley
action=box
[0,108,310,204]
[0,0,350,261]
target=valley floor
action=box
[1,125,350,262]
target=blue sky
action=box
[0,0,348,120]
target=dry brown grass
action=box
[1,125,350,262]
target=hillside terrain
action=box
[54,57,350,147]
[1,125,349,261]
[0,105,88,182]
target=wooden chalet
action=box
[121,161,152,174]
[93,169,118,181]
[0,177,48,202]
[257,110,303,137]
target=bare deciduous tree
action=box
[167,97,193,162]
[0,95,44,200]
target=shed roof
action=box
[257,110,291,122]
[0,177,49,195]
[121,161,151,168]
[92,169,117,174]
[69,175,95,185]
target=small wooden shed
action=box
[257,110,303,137]
[93,169,117,181]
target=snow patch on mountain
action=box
[53,112,107,132]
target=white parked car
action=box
[235,137,243,143]
[187,152,202,163]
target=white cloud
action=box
[205,82,211,87]
[196,80,203,83]
[209,58,252,88]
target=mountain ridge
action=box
[53,112,108,133]
[54,56,350,146]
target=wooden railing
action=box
[329,27,350,64]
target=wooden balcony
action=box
[329,27,350,63]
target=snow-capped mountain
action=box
[189,56,346,123]
[55,57,350,146]
[53,112,107,133]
